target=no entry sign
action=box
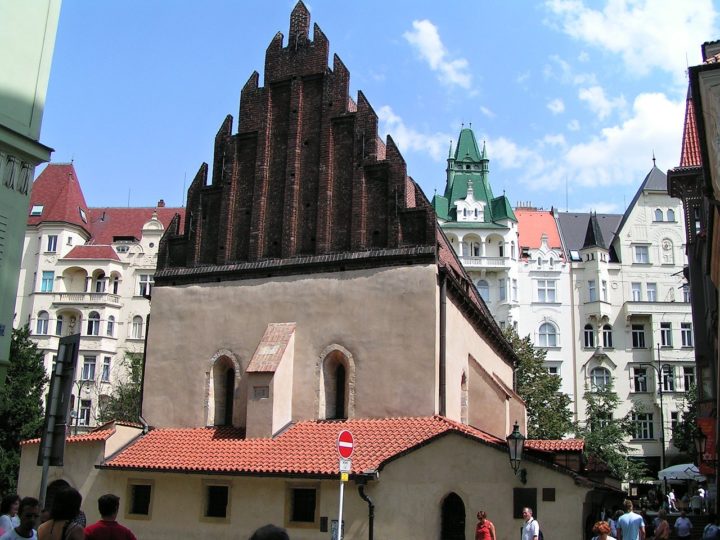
[337,430,354,459]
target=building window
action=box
[476,280,489,302]
[662,365,675,392]
[106,316,115,337]
[660,322,672,347]
[30,204,43,216]
[633,367,648,392]
[631,282,642,301]
[287,486,318,525]
[138,274,154,296]
[87,311,100,336]
[112,276,119,294]
[41,271,54,292]
[602,324,613,348]
[547,366,558,376]
[601,280,608,302]
[512,279,518,301]
[538,323,558,347]
[36,311,49,335]
[94,273,106,293]
[46,235,58,252]
[671,411,680,434]
[588,280,597,302]
[632,413,654,439]
[654,209,663,221]
[499,242,505,258]
[511,242,516,259]
[681,322,693,347]
[633,245,650,264]
[203,484,230,520]
[537,280,557,303]
[498,279,506,301]
[132,316,143,339]
[583,324,595,348]
[82,356,96,381]
[683,366,695,390]
[126,481,153,518]
[590,367,611,390]
[647,283,657,302]
[78,399,92,426]
[55,314,64,336]
[632,325,646,348]
[667,209,675,222]
[537,257,543,267]
[101,357,111,382]
[682,284,690,303]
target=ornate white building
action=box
[13,163,184,429]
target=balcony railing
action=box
[52,292,121,305]
[459,255,512,269]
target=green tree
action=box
[504,327,573,439]
[0,326,48,493]
[672,383,699,458]
[97,353,143,424]
[576,381,647,481]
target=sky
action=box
[39,0,719,214]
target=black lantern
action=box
[506,421,526,474]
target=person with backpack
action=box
[702,513,720,540]
[521,507,540,540]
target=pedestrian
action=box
[668,489,678,512]
[521,507,539,540]
[699,486,707,513]
[692,491,705,514]
[84,494,136,540]
[37,487,84,540]
[653,509,670,540]
[0,497,40,540]
[674,510,693,539]
[475,510,496,540]
[702,512,720,540]
[592,520,616,540]
[249,525,289,540]
[609,510,623,537]
[616,499,644,540]
[0,495,21,534]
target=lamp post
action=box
[640,344,672,473]
[506,421,527,484]
[73,378,92,435]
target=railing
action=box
[459,255,511,269]
[53,292,121,305]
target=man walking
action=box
[0,498,40,540]
[617,499,645,540]
[84,494,136,540]
[521,507,539,540]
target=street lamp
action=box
[640,344,672,472]
[506,421,527,484]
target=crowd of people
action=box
[473,506,540,540]
[0,489,289,540]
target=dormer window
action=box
[79,207,87,223]
[30,205,43,216]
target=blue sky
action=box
[40,0,718,214]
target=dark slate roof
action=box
[557,212,622,256]
[614,166,667,237]
[582,213,607,250]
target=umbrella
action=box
[658,463,706,482]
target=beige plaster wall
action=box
[273,333,294,434]
[144,265,438,428]
[245,372,274,438]
[468,358,507,436]
[444,297,515,437]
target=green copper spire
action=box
[454,128,482,161]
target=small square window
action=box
[254,386,269,400]
[126,481,153,519]
[542,488,556,502]
[286,485,319,527]
[203,483,230,521]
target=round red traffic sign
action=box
[337,430,354,459]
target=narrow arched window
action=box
[106,315,115,337]
[655,209,663,221]
[602,324,613,348]
[223,368,235,425]
[131,316,143,339]
[87,311,100,336]
[590,367,611,390]
[583,324,595,348]
[210,356,235,426]
[94,272,106,293]
[321,349,353,420]
[335,364,346,419]
[55,314,64,336]
[36,311,49,335]
[667,209,675,222]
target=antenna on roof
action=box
[70,155,74,164]
[565,176,568,212]
[469,122,472,129]
[127,188,131,208]
[652,150,656,167]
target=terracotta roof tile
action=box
[21,428,115,446]
[516,209,563,251]
[29,164,91,235]
[103,416,504,475]
[526,439,584,452]
[63,245,120,261]
[88,207,185,245]
[680,93,702,168]
[247,323,296,373]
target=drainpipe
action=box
[357,484,374,540]
[439,272,447,416]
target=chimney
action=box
[157,199,165,208]
[702,40,720,62]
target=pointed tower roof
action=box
[28,163,92,236]
[454,128,482,161]
[615,165,668,236]
[582,213,607,250]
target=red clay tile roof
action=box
[247,323,296,373]
[103,416,504,475]
[516,209,563,251]
[88,207,185,245]
[29,163,91,236]
[63,245,120,261]
[21,428,115,446]
[526,439,584,452]
[680,92,702,168]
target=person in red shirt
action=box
[84,495,136,540]
[475,510,496,540]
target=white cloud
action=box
[542,134,567,147]
[547,98,565,114]
[567,119,580,131]
[578,85,627,120]
[543,54,597,86]
[516,70,531,84]
[577,51,589,62]
[480,106,495,118]
[545,0,717,82]
[572,201,621,213]
[377,105,452,161]
[403,20,472,89]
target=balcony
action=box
[624,301,690,318]
[459,255,512,270]
[51,292,121,307]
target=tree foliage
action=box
[0,326,48,493]
[672,383,699,458]
[504,327,573,439]
[575,381,647,481]
[97,353,143,424]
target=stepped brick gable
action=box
[158,1,435,279]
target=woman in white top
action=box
[0,495,20,534]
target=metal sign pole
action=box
[337,478,345,540]
[39,346,66,508]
